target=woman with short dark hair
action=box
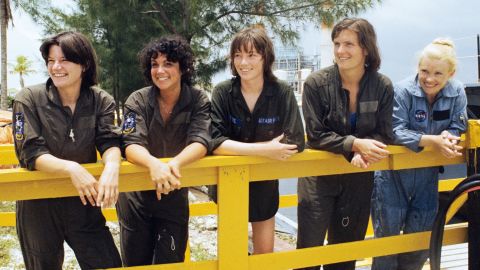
[297,18,394,270]
[13,31,122,270]
[210,26,305,254]
[117,35,210,266]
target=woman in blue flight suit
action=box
[371,38,468,270]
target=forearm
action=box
[418,135,440,148]
[170,142,207,168]
[34,154,74,174]
[101,147,121,166]
[125,144,158,169]
[213,139,266,156]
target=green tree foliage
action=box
[9,55,35,89]
[22,0,379,106]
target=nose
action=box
[336,44,346,54]
[155,65,166,74]
[52,60,62,70]
[239,56,248,65]
[425,74,434,82]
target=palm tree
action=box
[9,55,35,89]
[0,0,13,110]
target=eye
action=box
[151,62,158,67]
[165,61,174,67]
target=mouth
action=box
[155,77,169,81]
[423,82,437,88]
[52,73,67,78]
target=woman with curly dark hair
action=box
[117,35,211,266]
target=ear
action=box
[448,69,456,78]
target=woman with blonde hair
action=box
[371,38,468,270]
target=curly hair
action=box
[139,35,195,86]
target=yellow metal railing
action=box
[1,120,478,269]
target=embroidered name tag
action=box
[258,116,280,124]
[433,110,450,121]
[359,101,378,113]
[230,116,242,126]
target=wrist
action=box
[168,159,181,169]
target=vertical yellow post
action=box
[217,165,249,270]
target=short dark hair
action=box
[332,18,381,71]
[40,31,98,88]
[230,26,276,81]
[139,35,195,86]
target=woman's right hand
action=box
[147,158,181,200]
[261,134,298,161]
[352,138,390,163]
[66,161,99,206]
[436,131,462,158]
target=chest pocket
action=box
[75,115,96,145]
[358,101,378,132]
[169,111,192,141]
[256,116,280,140]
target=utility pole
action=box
[477,34,479,82]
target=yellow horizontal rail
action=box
[0,147,466,201]
[1,120,478,269]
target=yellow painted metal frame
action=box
[0,120,477,269]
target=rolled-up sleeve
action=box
[187,91,211,148]
[120,93,150,155]
[281,85,305,152]
[95,91,121,156]
[210,87,231,153]
[13,92,50,170]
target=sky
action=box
[2,0,480,91]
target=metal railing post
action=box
[217,165,249,270]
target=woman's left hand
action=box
[351,152,370,169]
[96,162,120,208]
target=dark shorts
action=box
[208,180,279,222]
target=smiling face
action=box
[47,45,83,92]
[150,53,182,92]
[333,29,368,73]
[233,43,264,83]
[418,56,454,99]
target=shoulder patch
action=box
[14,113,25,141]
[122,112,136,134]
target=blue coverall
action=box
[371,76,467,270]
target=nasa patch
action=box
[415,110,427,122]
[122,112,136,134]
[14,113,25,141]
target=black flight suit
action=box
[12,79,122,270]
[118,84,211,266]
[210,78,305,222]
[297,65,394,270]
